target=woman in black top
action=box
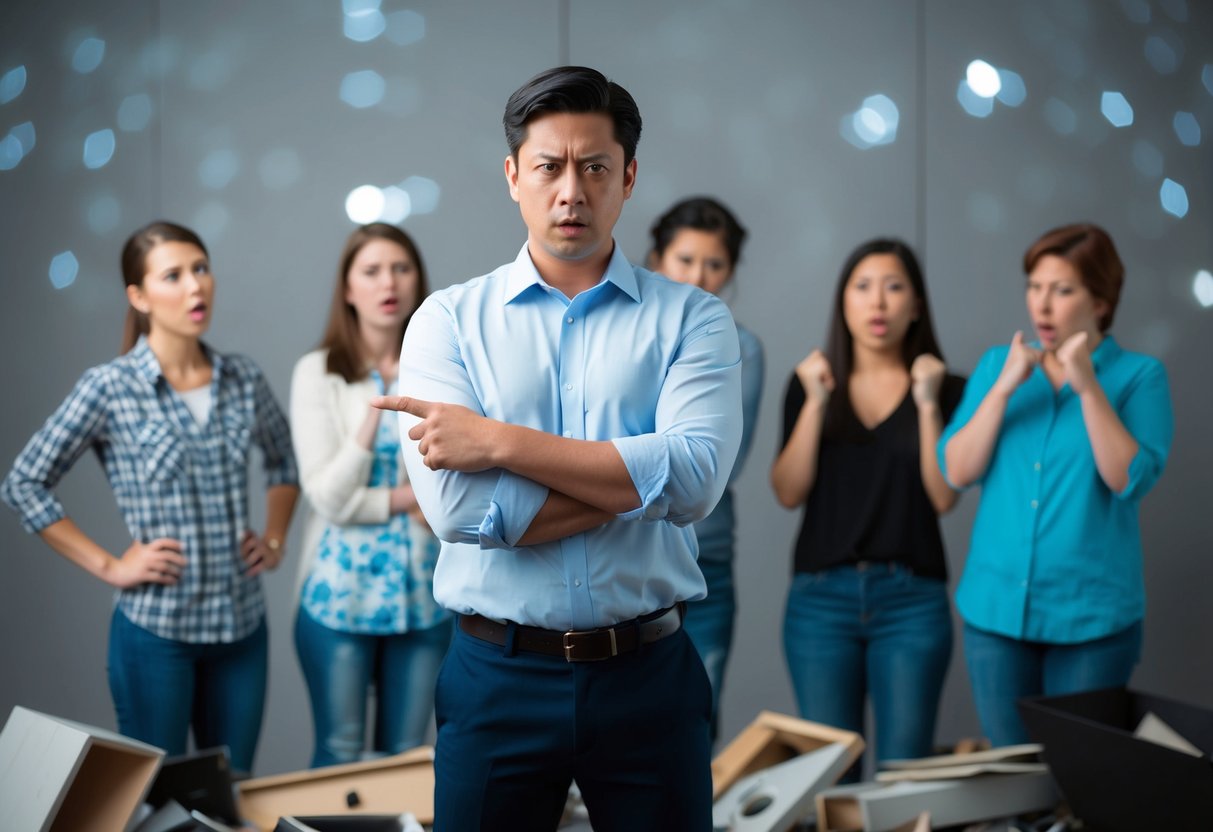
[771,238,963,769]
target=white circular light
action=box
[345,185,385,224]
[965,60,1002,98]
[1193,270,1213,308]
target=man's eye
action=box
[587,164,604,173]
[165,271,179,282]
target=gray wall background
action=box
[1,0,1210,777]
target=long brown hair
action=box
[822,238,945,438]
[320,223,429,382]
[120,221,209,354]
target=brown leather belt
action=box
[458,604,684,662]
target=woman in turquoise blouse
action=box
[940,223,1173,746]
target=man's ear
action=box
[622,157,637,200]
[504,155,520,204]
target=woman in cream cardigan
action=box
[290,223,451,767]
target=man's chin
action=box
[541,238,602,263]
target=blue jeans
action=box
[783,564,952,768]
[435,619,713,831]
[963,620,1143,747]
[682,557,735,740]
[295,607,452,767]
[107,608,267,774]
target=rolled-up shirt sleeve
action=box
[2,369,108,533]
[613,295,743,525]
[1115,359,1172,502]
[399,297,549,548]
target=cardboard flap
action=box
[238,750,434,832]
[712,711,864,800]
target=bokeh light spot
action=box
[401,176,441,214]
[340,70,385,108]
[83,129,116,169]
[1159,178,1188,218]
[1193,270,1213,308]
[72,37,106,74]
[344,9,386,42]
[996,69,1026,107]
[199,149,240,190]
[346,185,385,223]
[0,65,27,104]
[0,134,24,170]
[965,60,1002,98]
[11,121,35,154]
[49,251,79,290]
[86,194,122,235]
[1144,33,1181,75]
[957,80,994,118]
[1172,112,1200,147]
[380,186,412,224]
[1131,140,1163,179]
[1044,98,1077,135]
[117,94,153,132]
[1100,91,1133,127]
[386,10,426,45]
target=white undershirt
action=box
[176,384,213,426]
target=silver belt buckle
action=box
[563,627,618,662]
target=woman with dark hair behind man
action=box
[290,223,451,767]
[649,196,764,740]
[1,221,299,772]
[941,223,1173,746]
[772,238,962,771]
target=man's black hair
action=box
[503,66,642,166]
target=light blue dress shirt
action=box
[939,336,1172,644]
[398,243,743,630]
[693,323,763,562]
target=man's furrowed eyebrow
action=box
[533,151,612,164]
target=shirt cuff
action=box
[1117,447,1155,502]
[611,434,671,521]
[477,471,549,549]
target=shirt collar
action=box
[129,335,224,384]
[503,242,641,304]
[1090,333,1121,372]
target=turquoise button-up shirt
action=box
[398,243,743,631]
[939,336,1172,644]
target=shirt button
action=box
[565,383,573,391]
[566,316,574,324]
[563,431,572,438]
[1030,499,1038,509]
[574,579,582,587]
[1021,580,1029,588]
[1034,461,1041,471]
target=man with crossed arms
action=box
[375,66,741,831]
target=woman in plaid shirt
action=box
[1,221,299,773]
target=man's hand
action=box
[373,395,501,472]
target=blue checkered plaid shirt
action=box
[2,336,298,643]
